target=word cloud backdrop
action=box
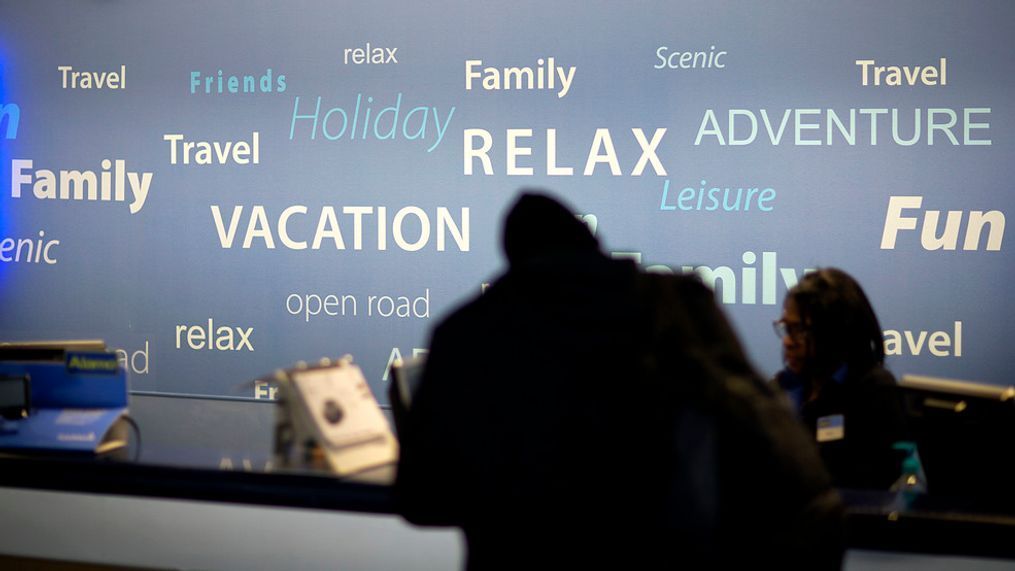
[1,1,1012,416]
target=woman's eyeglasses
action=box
[773,319,807,340]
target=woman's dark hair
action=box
[787,268,885,376]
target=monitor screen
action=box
[899,375,1015,505]
[0,376,30,420]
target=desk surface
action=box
[3,392,1015,561]
[2,454,1015,561]
[0,455,396,514]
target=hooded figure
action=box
[396,192,842,570]
[501,193,601,265]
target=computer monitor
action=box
[0,375,30,420]
[899,374,1015,504]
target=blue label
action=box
[65,352,119,375]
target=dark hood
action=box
[502,192,601,266]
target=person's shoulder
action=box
[775,368,803,391]
[845,365,900,404]
[638,269,701,286]
[430,289,489,337]
[431,273,518,333]
[638,270,712,301]
[853,365,897,387]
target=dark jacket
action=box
[396,194,843,569]
[777,365,907,489]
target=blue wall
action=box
[1,1,1012,418]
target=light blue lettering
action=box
[428,106,455,153]
[659,179,676,210]
[0,103,18,140]
[403,106,428,140]
[660,179,776,213]
[290,96,322,140]
[289,94,454,152]
[323,107,348,140]
[677,187,695,210]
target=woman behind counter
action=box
[774,268,907,489]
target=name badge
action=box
[816,414,845,442]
